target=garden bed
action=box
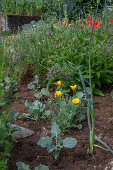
[7,76,113,170]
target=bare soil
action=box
[8,76,113,170]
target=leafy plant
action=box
[28,75,39,93]
[1,76,17,93]
[38,122,77,159]
[16,161,49,170]
[24,100,45,120]
[0,108,19,169]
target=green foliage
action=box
[16,162,49,170]
[1,76,17,93]
[3,16,113,94]
[21,20,43,30]
[38,122,77,159]
[1,0,42,16]
[0,109,19,169]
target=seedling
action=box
[37,122,77,160]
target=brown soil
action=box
[8,76,113,170]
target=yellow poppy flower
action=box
[72,98,79,104]
[70,85,77,90]
[57,80,61,86]
[55,91,62,97]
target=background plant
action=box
[1,0,43,16]
[3,12,113,95]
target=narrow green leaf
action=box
[93,88,104,96]
[94,135,113,154]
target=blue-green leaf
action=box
[35,165,49,170]
[16,161,31,170]
[11,109,19,121]
[51,122,61,137]
[37,136,52,148]
[76,91,84,99]
[41,88,49,96]
[63,137,77,148]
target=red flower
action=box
[1,49,5,52]
[104,25,105,29]
[109,20,113,23]
[58,22,60,24]
[87,19,101,27]
[94,20,101,27]
[87,13,90,18]
[66,20,69,24]
[62,23,64,26]
[87,19,94,25]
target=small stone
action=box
[11,124,35,138]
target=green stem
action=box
[88,2,98,154]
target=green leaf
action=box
[35,165,49,170]
[75,124,82,129]
[28,82,34,89]
[63,137,77,148]
[11,109,19,121]
[4,77,10,83]
[37,136,52,148]
[93,88,104,96]
[19,113,31,119]
[41,88,49,96]
[16,161,31,170]
[51,122,61,137]
[34,75,39,84]
[96,72,100,79]
[5,85,10,91]
[25,100,29,107]
[76,91,84,99]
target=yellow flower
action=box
[57,80,61,86]
[49,100,52,103]
[70,85,77,90]
[72,98,79,104]
[12,36,15,38]
[8,36,10,38]
[7,41,9,43]
[55,91,62,97]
